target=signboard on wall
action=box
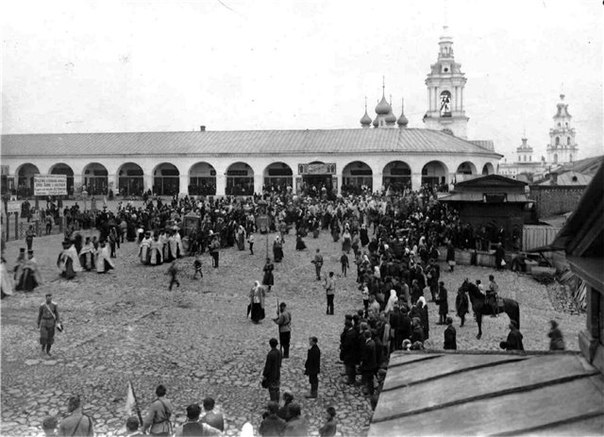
[34,175,67,196]
[298,163,336,175]
[6,201,21,214]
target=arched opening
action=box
[189,162,216,196]
[118,163,144,197]
[263,162,293,193]
[383,161,411,192]
[226,162,254,195]
[49,163,74,196]
[554,154,558,164]
[567,137,571,145]
[342,161,372,195]
[17,163,40,197]
[421,161,448,188]
[299,161,335,197]
[83,163,108,195]
[440,90,452,117]
[555,137,560,146]
[456,161,477,175]
[482,163,495,175]
[153,163,179,196]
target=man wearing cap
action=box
[37,293,61,356]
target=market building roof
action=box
[1,128,501,158]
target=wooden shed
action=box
[441,175,530,251]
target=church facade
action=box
[1,29,501,198]
[499,94,579,179]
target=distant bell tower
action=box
[547,94,578,164]
[516,138,533,163]
[423,26,469,138]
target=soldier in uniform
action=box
[37,293,61,356]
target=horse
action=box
[459,278,520,340]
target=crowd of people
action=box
[1,185,570,436]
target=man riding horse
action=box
[486,274,499,317]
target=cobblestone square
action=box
[1,230,585,436]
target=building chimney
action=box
[200,125,206,132]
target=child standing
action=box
[166,260,180,290]
[248,234,255,255]
[193,255,203,279]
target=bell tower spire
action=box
[422,26,469,138]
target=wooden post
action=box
[14,212,18,241]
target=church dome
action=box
[360,110,372,126]
[397,98,409,127]
[375,96,392,115]
[385,111,397,124]
[372,117,379,127]
[397,113,409,127]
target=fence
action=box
[1,214,65,242]
[522,225,562,251]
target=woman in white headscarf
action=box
[385,289,398,314]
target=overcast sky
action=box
[2,0,602,161]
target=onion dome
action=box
[360,99,372,127]
[397,98,409,127]
[373,117,379,127]
[385,110,397,124]
[360,111,372,126]
[375,95,391,115]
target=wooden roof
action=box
[369,351,604,436]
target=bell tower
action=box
[547,94,578,164]
[423,26,469,138]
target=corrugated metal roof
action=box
[0,128,502,157]
[370,351,604,437]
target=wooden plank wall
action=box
[522,225,562,251]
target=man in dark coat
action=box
[262,338,282,402]
[304,336,321,398]
[360,330,377,396]
[455,287,469,327]
[437,281,449,325]
[340,320,359,385]
[443,317,457,350]
[500,321,524,351]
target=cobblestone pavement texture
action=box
[1,218,585,436]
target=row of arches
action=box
[13,160,495,197]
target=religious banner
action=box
[34,175,67,196]
[298,163,336,175]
